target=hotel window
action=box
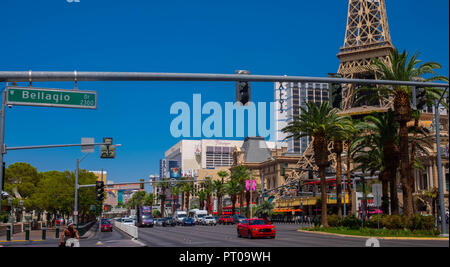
[206,146,233,169]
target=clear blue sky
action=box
[0,0,448,183]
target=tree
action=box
[4,162,40,199]
[331,117,354,219]
[196,190,206,210]
[254,201,275,223]
[181,182,194,212]
[352,110,400,214]
[171,186,180,215]
[213,180,225,216]
[216,170,229,216]
[230,166,250,215]
[143,193,155,206]
[225,179,241,215]
[282,101,351,227]
[356,49,446,217]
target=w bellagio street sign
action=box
[6,86,97,109]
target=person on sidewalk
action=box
[59,222,80,247]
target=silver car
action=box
[202,216,217,226]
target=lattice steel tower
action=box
[338,0,394,110]
[281,0,395,191]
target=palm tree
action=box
[254,201,275,223]
[282,101,351,227]
[213,180,225,216]
[143,193,155,206]
[181,182,194,212]
[171,186,180,215]
[231,166,250,215]
[216,170,229,216]
[331,117,354,219]
[352,110,400,214]
[356,49,445,217]
[225,179,242,215]
[202,177,214,214]
[197,190,206,210]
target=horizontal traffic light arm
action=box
[0,71,447,88]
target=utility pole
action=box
[434,90,448,236]
[74,152,90,226]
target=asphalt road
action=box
[137,223,449,247]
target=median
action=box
[299,214,449,240]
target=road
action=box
[137,223,449,247]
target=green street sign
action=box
[6,86,97,109]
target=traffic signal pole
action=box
[0,90,6,213]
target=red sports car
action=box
[237,218,276,239]
[219,215,234,225]
[101,219,113,232]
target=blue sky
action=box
[0,0,448,183]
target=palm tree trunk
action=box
[239,192,244,215]
[231,194,236,215]
[319,167,328,227]
[186,193,190,212]
[161,186,166,217]
[335,140,343,219]
[346,141,354,216]
[399,121,413,217]
[380,171,390,214]
[218,194,223,216]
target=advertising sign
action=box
[170,168,181,178]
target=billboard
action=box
[170,167,181,178]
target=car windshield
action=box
[123,219,133,223]
[249,220,266,225]
[178,214,187,218]
[197,214,206,217]
[205,216,213,219]
[101,219,110,224]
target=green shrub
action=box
[366,215,383,228]
[408,214,435,231]
[327,214,342,227]
[382,215,406,229]
[342,215,361,230]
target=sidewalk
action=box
[0,228,59,242]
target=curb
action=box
[297,229,450,241]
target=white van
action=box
[193,210,208,224]
[173,211,187,224]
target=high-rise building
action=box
[274,82,329,154]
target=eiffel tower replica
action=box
[282,0,395,190]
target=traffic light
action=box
[328,73,343,109]
[95,181,105,202]
[415,86,427,110]
[236,70,251,105]
[308,170,314,180]
[140,179,145,190]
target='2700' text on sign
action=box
[6,86,97,109]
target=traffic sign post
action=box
[6,86,97,109]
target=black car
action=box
[181,217,195,226]
[232,214,247,224]
[163,217,177,227]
